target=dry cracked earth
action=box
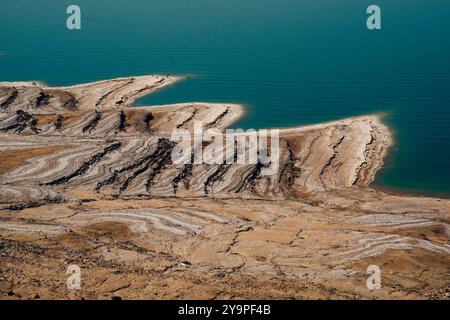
[0,75,449,300]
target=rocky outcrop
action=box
[0,76,390,204]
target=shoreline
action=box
[2,74,448,199]
[372,180,450,200]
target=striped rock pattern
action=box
[0,76,390,207]
[0,76,448,299]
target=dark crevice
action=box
[319,135,345,183]
[0,87,18,109]
[96,145,160,191]
[206,107,229,129]
[120,139,176,192]
[172,154,194,195]
[117,111,127,133]
[144,113,154,132]
[96,138,174,193]
[0,88,19,108]
[236,161,265,193]
[0,110,40,134]
[62,93,77,110]
[119,84,157,105]
[82,111,102,133]
[3,196,66,211]
[120,162,153,192]
[96,79,134,108]
[145,139,176,192]
[35,90,50,108]
[204,164,231,195]
[43,142,121,186]
[352,131,375,186]
[177,108,198,129]
[29,118,40,134]
[54,114,64,130]
[279,141,301,193]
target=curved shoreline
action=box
[0,75,391,196]
[0,74,442,200]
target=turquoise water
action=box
[1,0,450,195]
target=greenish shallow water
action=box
[1,0,449,196]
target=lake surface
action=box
[1,0,450,196]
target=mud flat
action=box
[0,76,448,300]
